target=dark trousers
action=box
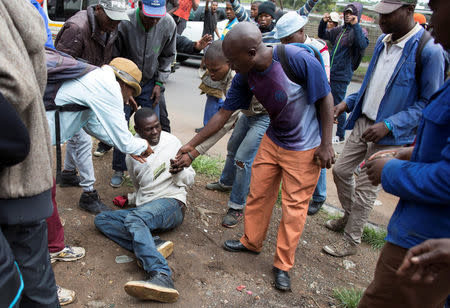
[112,79,170,172]
[330,80,350,139]
[172,14,187,35]
[1,220,60,307]
[359,242,450,308]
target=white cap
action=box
[274,12,308,40]
[330,12,340,23]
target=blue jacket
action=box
[30,0,54,49]
[318,2,368,83]
[345,28,445,145]
[382,80,450,249]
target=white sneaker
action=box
[57,285,76,306]
[50,246,85,263]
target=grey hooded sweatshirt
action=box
[114,8,177,84]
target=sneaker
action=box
[93,143,111,157]
[222,208,244,228]
[79,190,111,214]
[124,272,179,303]
[110,171,125,188]
[307,200,325,216]
[323,238,358,257]
[59,170,80,187]
[154,237,174,259]
[50,246,85,263]
[325,216,348,233]
[57,285,76,306]
[205,181,232,192]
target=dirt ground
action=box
[53,148,383,308]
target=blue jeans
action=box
[112,79,161,172]
[312,168,327,203]
[219,114,270,210]
[203,95,223,127]
[94,198,184,276]
[331,80,350,140]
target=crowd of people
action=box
[0,0,449,307]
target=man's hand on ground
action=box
[361,122,390,143]
[314,144,334,169]
[333,102,347,123]
[151,84,161,106]
[396,238,450,284]
[365,156,393,185]
[194,34,212,51]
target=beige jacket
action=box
[0,0,53,198]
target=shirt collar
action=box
[382,23,422,50]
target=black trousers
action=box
[1,220,60,308]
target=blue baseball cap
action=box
[142,0,166,17]
[274,12,308,40]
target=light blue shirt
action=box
[46,66,147,155]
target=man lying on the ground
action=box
[95,107,195,303]
[45,51,153,213]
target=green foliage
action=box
[362,226,387,250]
[191,155,225,178]
[333,287,364,308]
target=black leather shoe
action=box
[307,200,325,215]
[223,240,259,254]
[79,190,111,214]
[273,267,291,291]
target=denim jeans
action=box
[94,198,183,276]
[64,129,95,191]
[219,114,270,210]
[312,168,327,203]
[203,95,224,127]
[112,79,162,172]
[331,80,350,140]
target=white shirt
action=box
[126,132,196,206]
[361,23,422,120]
[47,66,147,155]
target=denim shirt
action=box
[344,28,445,145]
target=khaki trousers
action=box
[240,134,320,271]
[332,116,397,244]
[359,242,450,308]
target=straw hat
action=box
[109,58,142,97]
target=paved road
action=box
[166,62,361,156]
[165,63,397,226]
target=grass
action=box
[324,213,387,250]
[362,226,387,250]
[333,287,364,308]
[191,155,225,178]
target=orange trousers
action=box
[240,134,320,271]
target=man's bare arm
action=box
[177,108,234,155]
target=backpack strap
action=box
[276,44,303,85]
[415,30,432,85]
